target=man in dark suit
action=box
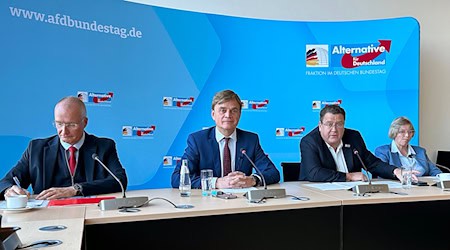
[171,90,280,189]
[0,96,127,200]
[300,104,409,182]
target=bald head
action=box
[55,96,87,118]
[54,96,88,145]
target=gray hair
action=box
[388,116,414,139]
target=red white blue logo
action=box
[312,100,342,110]
[122,125,156,138]
[331,40,391,68]
[163,96,194,108]
[77,91,114,105]
[242,99,269,110]
[276,127,306,138]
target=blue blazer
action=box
[171,127,280,188]
[375,144,441,176]
[0,133,128,198]
[300,127,397,182]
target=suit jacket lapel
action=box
[392,152,402,167]
[343,145,355,171]
[82,134,96,182]
[390,144,402,167]
[235,130,244,171]
[208,128,221,177]
[43,137,60,190]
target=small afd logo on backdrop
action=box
[77,91,113,106]
[122,125,156,138]
[163,156,182,168]
[276,127,306,138]
[241,99,269,111]
[312,99,342,111]
[163,96,194,109]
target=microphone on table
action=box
[408,154,450,189]
[92,153,148,210]
[408,154,450,172]
[240,149,286,203]
[351,149,389,194]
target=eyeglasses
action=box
[398,130,415,135]
[321,122,345,129]
[53,121,83,129]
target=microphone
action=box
[408,154,450,172]
[241,149,286,202]
[351,149,389,194]
[408,154,450,189]
[92,153,148,210]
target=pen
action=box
[13,176,22,188]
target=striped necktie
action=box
[223,138,231,176]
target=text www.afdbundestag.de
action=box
[9,6,143,39]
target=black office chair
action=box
[436,151,450,173]
[281,162,301,182]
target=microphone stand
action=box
[352,149,389,194]
[408,154,450,190]
[92,154,148,211]
[241,149,286,203]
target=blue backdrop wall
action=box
[0,0,419,190]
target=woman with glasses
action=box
[375,116,441,176]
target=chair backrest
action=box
[281,162,301,182]
[437,151,450,173]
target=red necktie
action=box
[223,138,231,176]
[69,146,77,175]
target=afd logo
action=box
[312,100,342,110]
[163,96,194,108]
[241,99,269,110]
[122,125,156,137]
[163,156,181,167]
[306,45,329,68]
[331,40,391,69]
[77,91,113,104]
[276,127,306,137]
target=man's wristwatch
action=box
[73,183,83,196]
[252,175,260,187]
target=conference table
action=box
[2,179,450,250]
[310,180,450,250]
[1,206,85,249]
[84,183,342,249]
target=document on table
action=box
[304,180,403,191]
[27,198,48,208]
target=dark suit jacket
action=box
[0,133,127,199]
[299,127,397,182]
[171,127,280,188]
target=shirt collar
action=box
[60,132,86,150]
[215,127,237,143]
[390,140,416,156]
[325,140,343,152]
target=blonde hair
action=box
[388,116,414,139]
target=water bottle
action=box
[179,159,191,197]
